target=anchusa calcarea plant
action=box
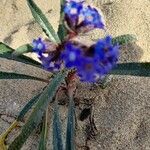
[0,0,149,150]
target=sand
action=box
[0,0,150,149]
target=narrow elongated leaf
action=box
[8,70,67,150]
[57,24,67,42]
[17,92,43,121]
[0,139,7,150]
[112,34,137,45]
[61,0,65,6]
[27,0,60,43]
[0,42,13,54]
[0,42,41,68]
[0,71,48,82]
[65,96,75,150]
[111,62,150,77]
[53,101,63,150]
[0,52,41,67]
[57,0,67,42]
[13,44,33,56]
[39,109,48,150]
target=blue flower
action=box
[39,54,62,72]
[94,36,119,74]
[32,38,62,72]
[76,56,103,82]
[61,42,82,68]
[95,36,119,62]
[64,1,105,33]
[32,38,46,55]
[79,6,104,29]
[64,1,83,28]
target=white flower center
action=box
[86,15,93,22]
[37,43,43,50]
[70,8,78,15]
[79,14,85,23]
[49,62,55,68]
[69,52,76,61]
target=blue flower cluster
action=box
[64,0,104,33]
[32,38,62,72]
[62,36,119,82]
[33,36,119,82]
[32,0,119,82]
[32,38,46,55]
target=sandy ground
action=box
[0,0,150,149]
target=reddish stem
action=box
[66,70,78,97]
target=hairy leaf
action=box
[0,42,13,54]
[57,24,67,42]
[66,96,75,150]
[0,71,48,82]
[61,0,66,6]
[13,44,33,56]
[53,101,63,150]
[57,0,67,42]
[112,34,137,45]
[39,110,48,150]
[0,42,41,68]
[8,70,67,150]
[0,137,7,150]
[27,0,60,43]
[17,92,43,121]
[111,62,150,77]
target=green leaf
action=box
[53,101,63,150]
[0,42,13,54]
[111,62,150,77]
[38,109,48,150]
[60,0,66,17]
[13,44,33,56]
[57,0,67,42]
[57,24,67,42]
[0,42,41,68]
[27,0,60,43]
[61,0,66,7]
[65,95,75,150]
[17,92,43,121]
[8,70,67,150]
[112,34,137,45]
[0,71,48,82]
